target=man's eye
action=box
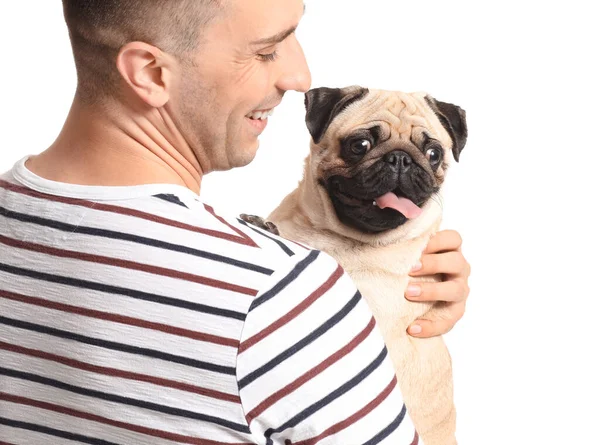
[257,50,279,62]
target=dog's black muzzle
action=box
[325,150,438,233]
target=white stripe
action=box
[0,218,273,286]
[0,324,238,398]
[329,385,415,445]
[0,398,233,445]
[0,298,237,369]
[0,269,243,338]
[240,252,341,340]
[239,287,372,403]
[0,422,87,445]
[260,341,397,443]
[0,243,253,315]
[1,372,248,438]
[1,347,244,422]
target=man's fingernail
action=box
[408,324,422,335]
[411,261,422,272]
[406,285,421,298]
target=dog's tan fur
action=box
[268,89,461,444]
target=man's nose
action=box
[276,35,312,93]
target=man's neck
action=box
[26,96,204,194]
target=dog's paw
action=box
[240,214,280,236]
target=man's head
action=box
[62,0,223,102]
[62,0,311,172]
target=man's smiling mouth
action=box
[245,108,275,120]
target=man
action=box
[0,0,470,443]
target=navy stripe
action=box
[249,250,320,312]
[237,219,295,257]
[361,404,408,445]
[265,346,389,444]
[0,367,251,434]
[0,262,246,321]
[0,317,236,375]
[0,416,120,445]
[0,205,273,276]
[239,290,362,389]
[153,194,188,208]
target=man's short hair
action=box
[62,0,223,103]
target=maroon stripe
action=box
[239,265,344,353]
[287,239,309,250]
[204,204,261,247]
[0,289,238,347]
[293,376,398,445]
[0,179,258,247]
[410,430,420,445]
[0,341,239,403]
[0,392,252,445]
[0,441,18,445]
[246,317,377,422]
[0,234,257,297]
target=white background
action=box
[1,1,599,444]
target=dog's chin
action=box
[325,181,432,234]
[332,197,409,233]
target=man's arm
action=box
[239,216,471,339]
[237,250,417,444]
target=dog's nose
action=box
[385,151,412,173]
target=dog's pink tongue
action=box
[375,192,423,219]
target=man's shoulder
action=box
[128,197,336,313]
[0,173,313,292]
[80,192,317,290]
[143,195,314,269]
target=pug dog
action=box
[242,86,467,445]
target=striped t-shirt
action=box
[0,157,417,445]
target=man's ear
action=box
[116,42,172,107]
[304,86,369,144]
[425,96,468,162]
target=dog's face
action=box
[304,86,468,234]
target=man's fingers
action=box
[405,280,469,303]
[407,318,453,337]
[410,251,466,277]
[423,230,463,254]
[407,302,466,338]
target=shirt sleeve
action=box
[237,248,417,445]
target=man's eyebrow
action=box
[250,4,306,46]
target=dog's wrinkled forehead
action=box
[331,90,452,149]
[304,86,467,166]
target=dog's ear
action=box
[425,96,468,162]
[305,86,369,144]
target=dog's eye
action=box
[351,139,371,155]
[426,147,442,165]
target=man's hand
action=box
[404,230,471,338]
